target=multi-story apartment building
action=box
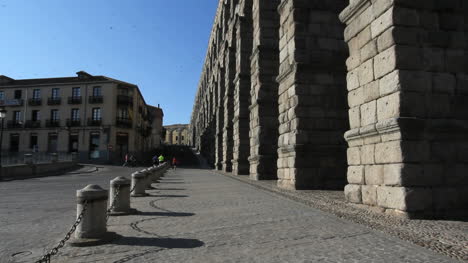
[0,71,163,164]
[163,124,189,146]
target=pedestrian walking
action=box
[172,157,178,170]
[152,154,159,167]
[158,154,165,164]
[123,153,130,167]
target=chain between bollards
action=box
[34,200,89,263]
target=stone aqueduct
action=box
[189,0,468,218]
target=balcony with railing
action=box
[68,96,82,104]
[46,119,60,127]
[89,96,103,104]
[47,97,61,105]
[87,118,102,126]
[66,119,81,127]
[0,99,24,107]
[25,120,41,128]
[117,95,133,106]
[116,117,132,128]
[7,120,23,128]
[28,98,42,106]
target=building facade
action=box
[164,124,189,145]
[190,0,468,219]
[0,71,163,164]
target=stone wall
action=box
[190,0,468,219]
[340,0,468,218]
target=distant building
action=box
[0,71,163,163]
[164,124,189,145]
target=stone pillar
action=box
[276,0,349,190]
[340,0,468,218]
[222,45,236,172]
[248,0,280,180]
[232,0,253,176]
[215,69,226,170]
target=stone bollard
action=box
[141,168,153,190]
[24,153,33,165]
[70,184,118,246]
[150,166,160,183]
[109,177,136,215]
[131,171,147,197]
[50,153,58,163]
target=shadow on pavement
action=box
[156,188,186,191]
[159,181,185,184]
[137,211,195,217]
[148,194,189,198]
[113,236,204,249]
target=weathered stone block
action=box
[358,58,374,86]
[361,144,375,165]
[377,186,433,211]
[371,7,393,38]
[360,100,377,126]
[349,107,361,129]
[361,39,378,62]
[365,165,383,185]
[362,185,378,205]
[374,46,396,79]
[375,141,402,164]
[347,147,361,165]
[362,81,380,103]
[347,165,364,184]
[377,92,400,121]
[347,69,360,91]
[344,184,362,203]
[348,87,363,107]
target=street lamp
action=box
[0,107,6,180]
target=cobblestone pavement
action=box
[0,165,141,263]
[3,166,461,262]
[219,172,468,261]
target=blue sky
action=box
[0,0,218,125]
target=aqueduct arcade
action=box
[190,0,468,219]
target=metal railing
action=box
[0,152,74,166]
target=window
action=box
[118,88,128,95]
[0,91,5,100]
[32,110,40,121]
[92,108,101,121]
[13,111,21,122]
[9,134,20,152]
[14,90,22,99]
[71,109,80,120]
[72,87,81,97]
[89,132,100,159]
[32,89,41,99]
[30,133,38,150]
[181,136,184,141]
[118,107,129,119]
[51,109,59,121]
[51,88,59,98]
[92,86,102,96]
